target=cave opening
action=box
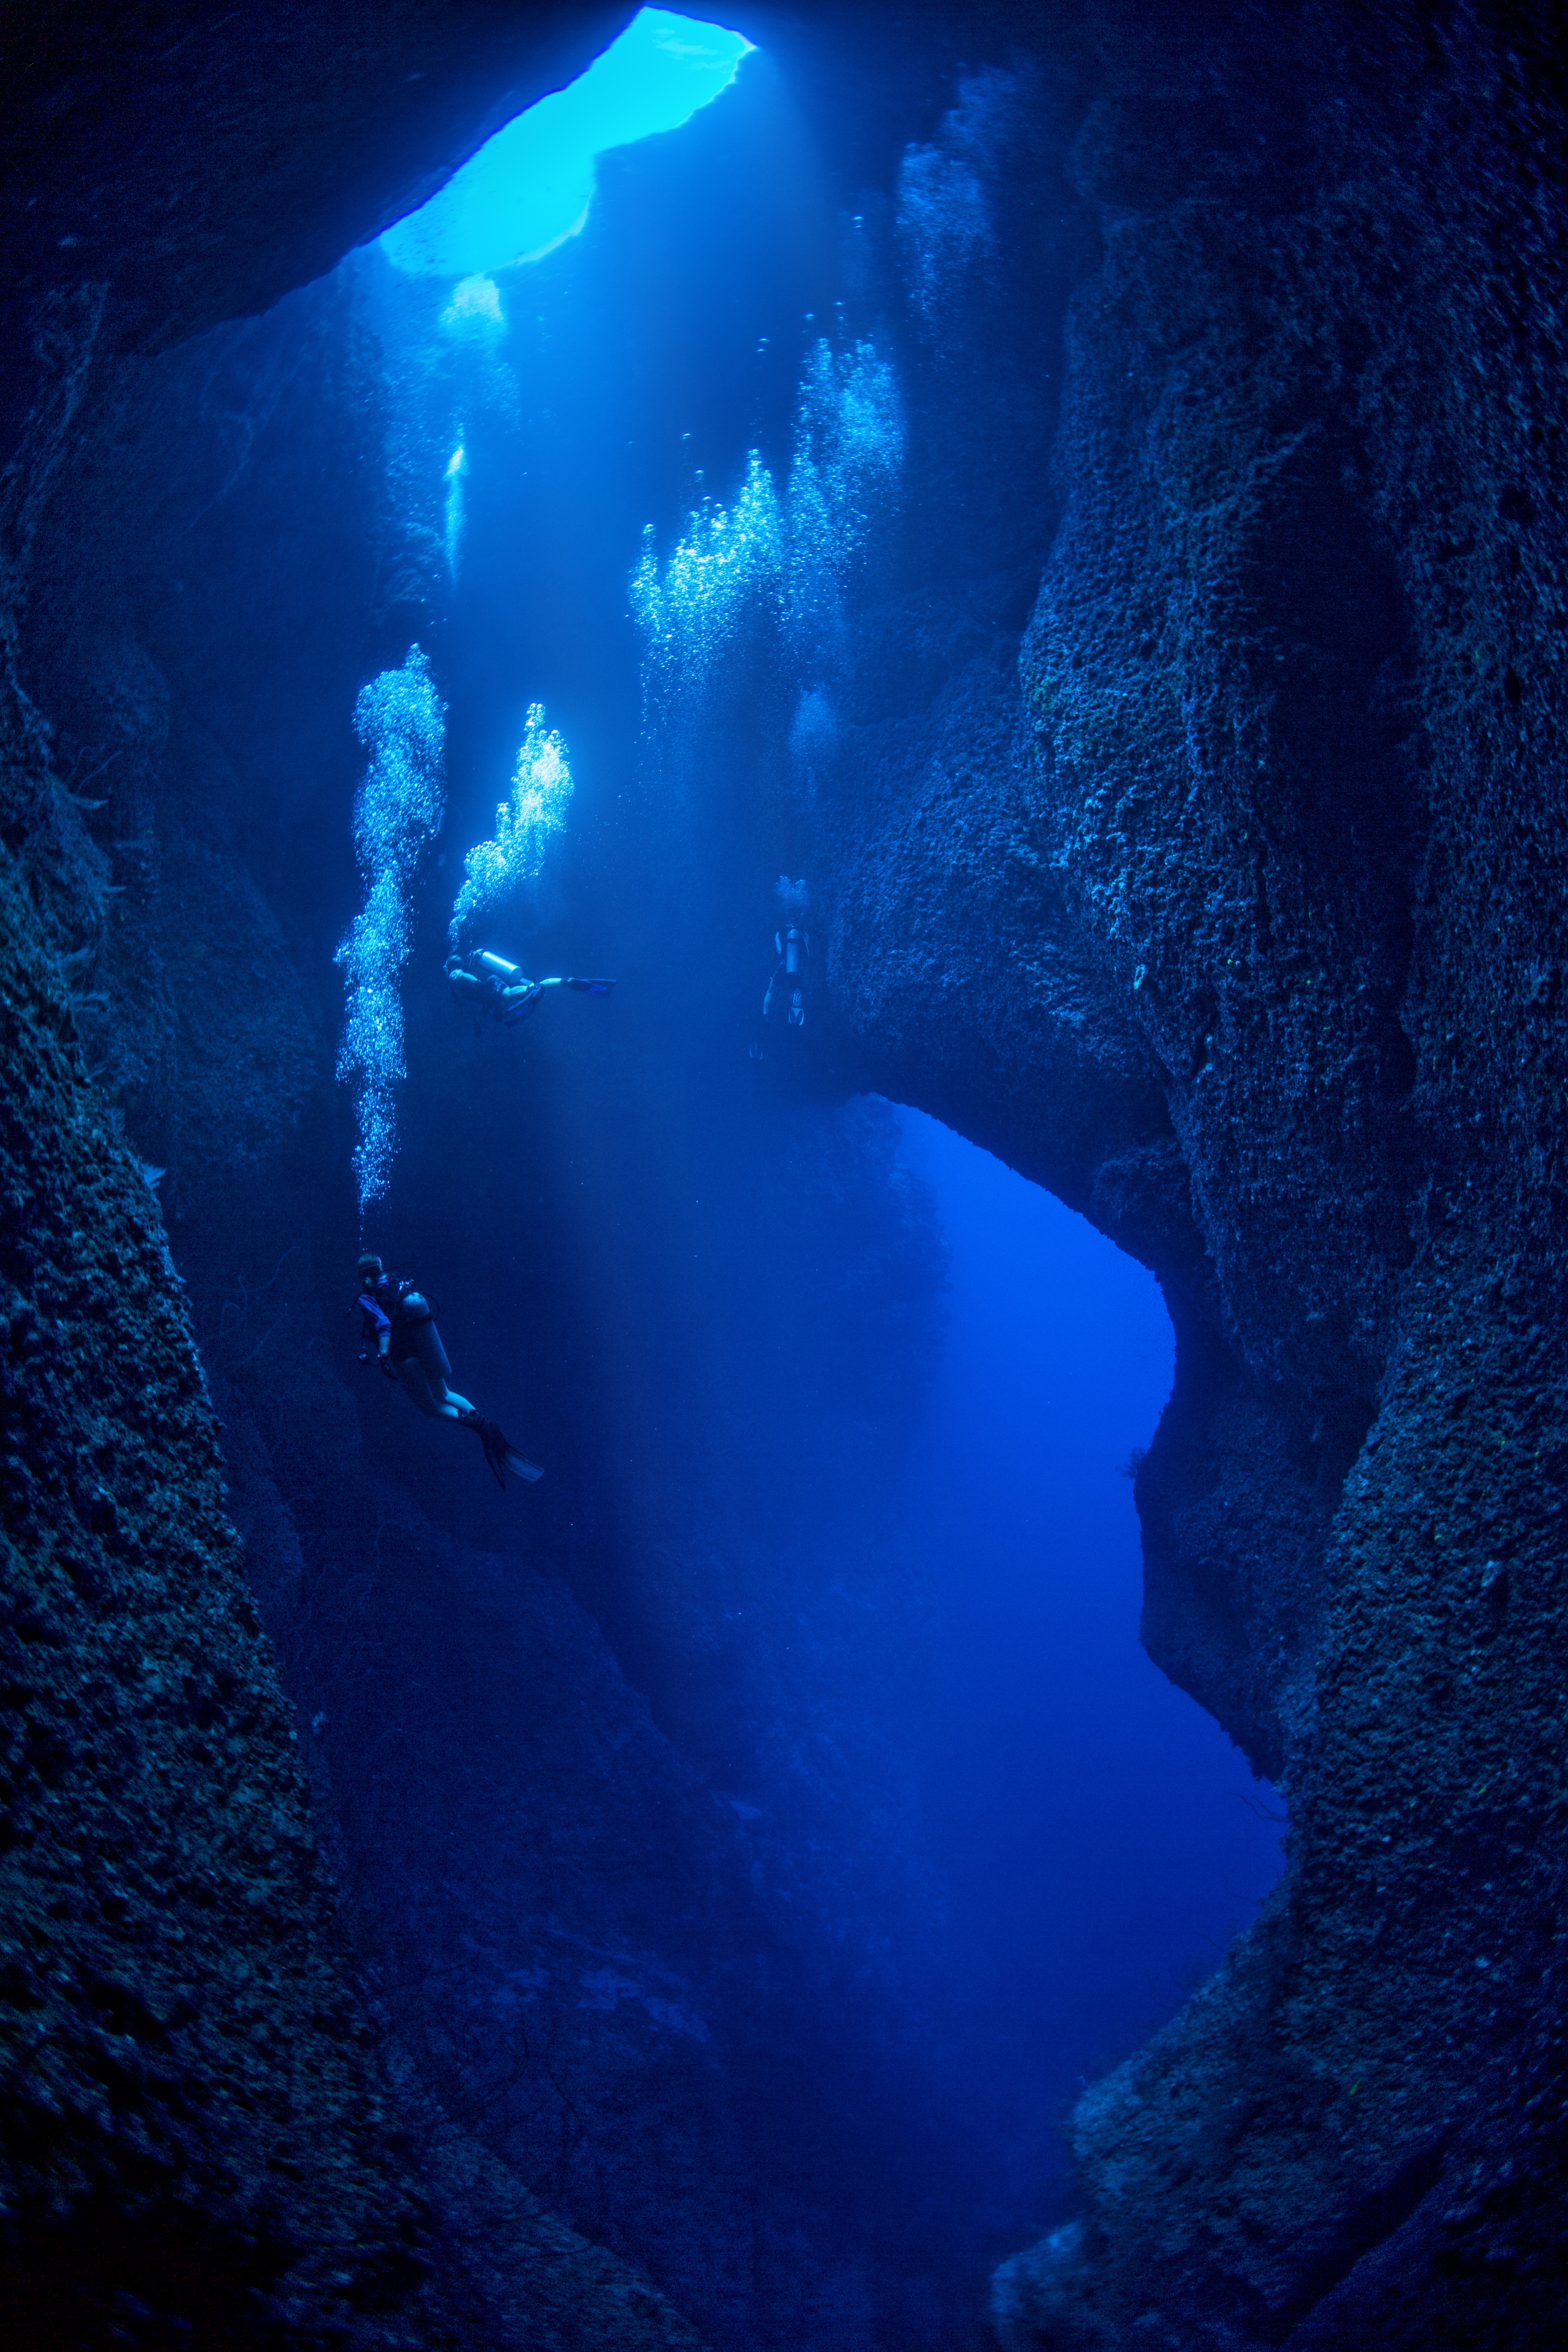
[12,13,1286,2350]
[8,6,1567,2346]
[379,10,754,279]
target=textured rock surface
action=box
[0,408,709,2352]
[0,906,700,2352]
[5,51,968,2344]
[0,4,636,381]
[803,3,1568,2342]
[3,0,1566,2345]
[0,864,433,2346]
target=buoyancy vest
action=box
[357,1277,439,1361]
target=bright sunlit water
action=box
[380,9,753,277]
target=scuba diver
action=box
[353,1253,541,1489]
[446,947,615,1031]
[763,878,810,1028]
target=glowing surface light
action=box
[381,10,752,279]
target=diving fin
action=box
[467,1412,542,1489]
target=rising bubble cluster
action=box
[896,144,995,324]
[334,646,446,1211]
[633,339,903,693]
[450,703,574,944]
[631,450,784,685]
[787,338,904,651]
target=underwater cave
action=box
[1,4,1565,2348]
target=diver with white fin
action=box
[353,1253,541,1489]
[446,947,615,1033]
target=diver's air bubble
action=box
[450,703,574,944]
[633,339,903,701]
[334,646,446,1209]
[897,144,995,325]
[443,437,467,578]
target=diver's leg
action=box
[412,1321,473,1420]
[407,1320,540,1486]
[396,1358,443,1418]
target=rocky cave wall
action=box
[2,16,1001,2347]
[0,11,741,2346]
[2,3,1566,2349]
[804,4,1568,2344]
[12,81,998,2346]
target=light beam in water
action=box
[380,10,753,280]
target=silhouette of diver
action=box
[354,1253,541,1488]
[763,879,810,1028]
[446,947,615,1030]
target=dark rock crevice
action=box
[0,863,441,2350]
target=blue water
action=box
[321,18,1286,2337]
[381,9,751,276]
[895,1109,1283,2215]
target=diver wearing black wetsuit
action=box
[763,922,809,1028]
[445,948,614,1028]
[355,1254,540,1488]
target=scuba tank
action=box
[777,926,808,1025]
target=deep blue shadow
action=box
[894,1105,1285,2225]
